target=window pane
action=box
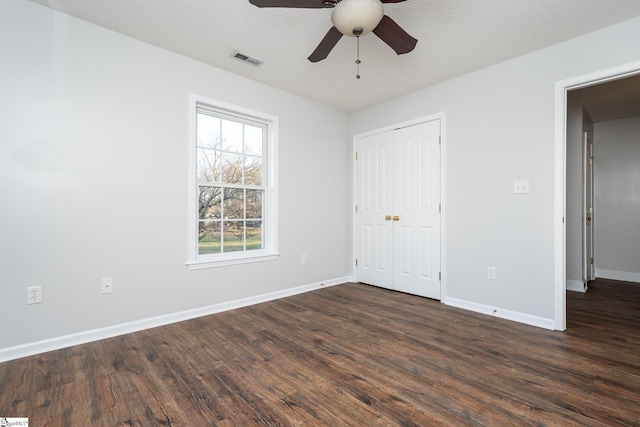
[199,186,221,219]
[199,221,221,254]
[244,155,263,186]
[197,148,220,183]
[246,190,263,219]
[244,125,263,156]
[221,152,243,184]
[192,100,275,264]
[246,221,264,250]
[221,119,243,153]
[223,221,244,252]
[197,114,221,150]
[223,188,244,219]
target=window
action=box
[187,95,278,268]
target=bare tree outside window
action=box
[196,111,266,255]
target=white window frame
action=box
[186,94,279,269]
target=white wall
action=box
[350,16,640,325]
[594,116,640,282]
[0,0,350,355]
[3,2,640,359]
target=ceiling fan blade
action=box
[381,0,408,3]
[308,26,343,62]
[373,15,418,55]
[249,0,327,7]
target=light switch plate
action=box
[513,180,529,194]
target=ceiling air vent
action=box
[232,51,264,67]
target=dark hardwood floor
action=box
[1,279,640,426]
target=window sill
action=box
[186,251,280,270]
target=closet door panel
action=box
[356,131,394,289]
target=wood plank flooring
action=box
[1,278,640,426]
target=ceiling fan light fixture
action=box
[331,0,384,37]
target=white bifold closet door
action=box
[356,119,441,300]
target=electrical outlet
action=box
[301,254,308,265]
[27,286,42,304]
[487,267,497,280]
[101,277,113,294]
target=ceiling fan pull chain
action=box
[355,36,361,79]
[354,27,363,79]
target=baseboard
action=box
[443,297,555,330]
[595,269,640,283]
[566,279,587,293]
[0,276,349,363]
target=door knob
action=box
[385,215,392,221]
[393,216,400,221]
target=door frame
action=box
[553,60,640,331]
[352,112,447,298]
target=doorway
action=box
[554,61,640,330]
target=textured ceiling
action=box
[27,0,640,112]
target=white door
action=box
[355,130,394,290]
[355,119,441,299]
[393,121,442,298]
[582,131,595,284]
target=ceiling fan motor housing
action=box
[331,0,384,37]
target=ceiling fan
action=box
[248,0,417,63]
